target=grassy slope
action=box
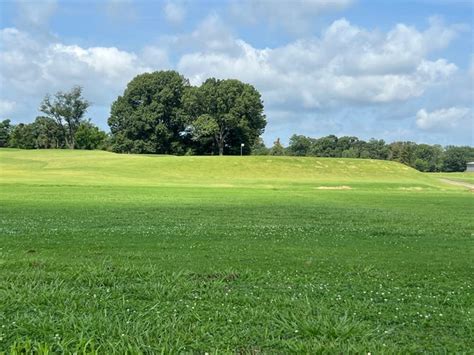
[428,172,474,184]
[1,149,472,353]
[0,148,444,188]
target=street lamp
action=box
[240,143,245,156]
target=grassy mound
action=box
[0,148,441,189]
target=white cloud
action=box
[164,1,186,24]
[0,27,159,119]
[231,0,353,33]
[177,17,459,108]
[159,14,238,55]
[141,46,170,68]
[416,107,471,130]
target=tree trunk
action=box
[218,140,224,156]
[217,131,225,156]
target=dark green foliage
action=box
[310,134,338,157]
[108,71,190,154]
[389,141,417,166]
[183,78,266,156]
[32,116,64,148]
[75,121,108,150]
[40,86,90,149]
[8,123,36,149]
[270,138,285,156]
[365,139,390,160]
[287,134,314,156]
[0,119,12,147]
[442,146,468,172]
[7,117,106,150]
[285,134,473,172]
[413,144,443,172]
[250,137,269,155]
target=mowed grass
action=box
[0,149,473,353]
[429,172,474,184]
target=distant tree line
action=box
[0,86,108,150]
[254,134,473,172]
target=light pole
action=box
[240,143,245,156]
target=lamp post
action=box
[240,143,245,156]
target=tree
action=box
[184,78,266,156]
[75,121,108,150]
[270,138,285,156]
[0,119,12,147]
[442,146,467,172]
[108,71,189,154]
[8,123,36,149]
[413,144,443,172]
[365,139,389,160]
[287,134,313,156]
[337,136,360,157]
[32,116,63,149]
[389,141,416,166]
[311,135,338,157]
[40,86,90,149]
[251,137,269,155]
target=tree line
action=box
[1,71,266,156]
[0,70,471,172]
[0,86,108,150]
[253,134,473,172]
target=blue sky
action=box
[0,0,472,146]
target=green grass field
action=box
[1,149,473,353]
[428,172,474,184]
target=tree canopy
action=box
[108,71,190,154]
[108,72,266,155]
[183,78,266,155]
[40,86,90,149]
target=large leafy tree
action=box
[40,86,90,149]
[184,78,266,155]
[108,71,189,154]
[32,116,64,149]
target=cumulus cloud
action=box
[0,27,155,107]
[416,107,471,130]
[177,17,459,108]
[231,0,353,33]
